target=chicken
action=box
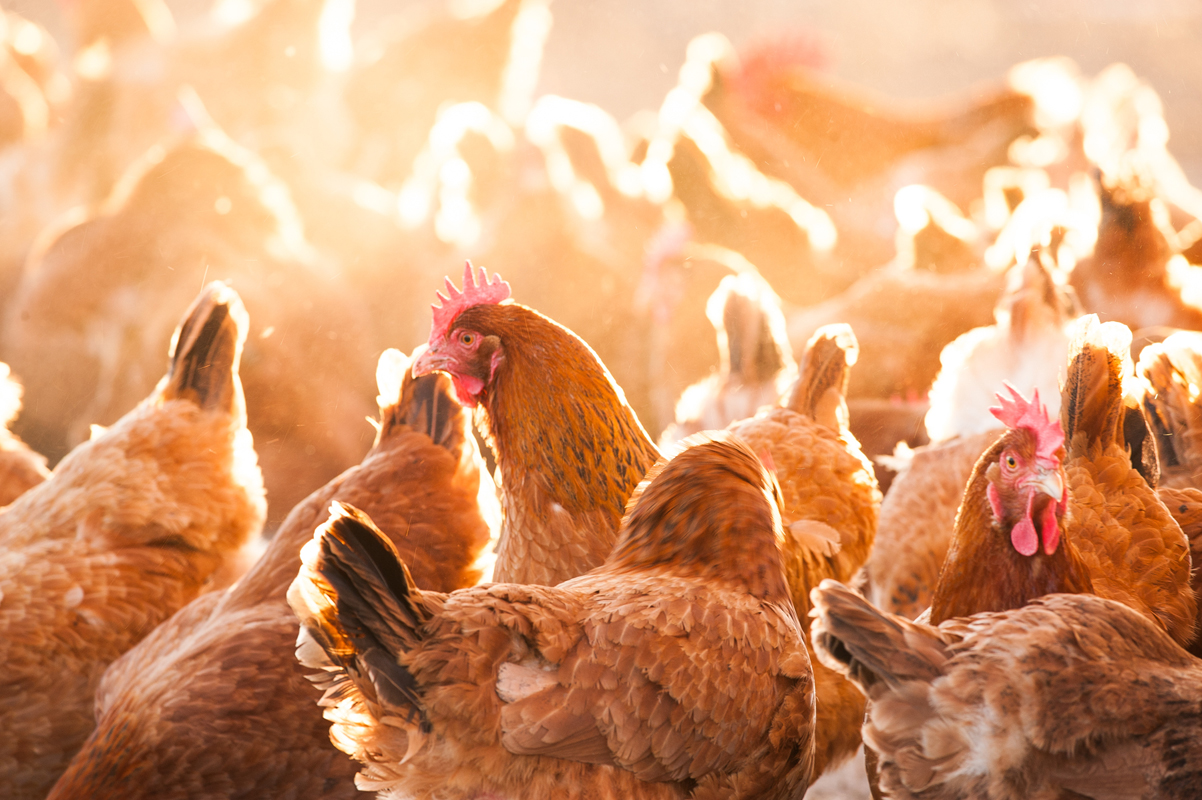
[927,317,1196,649]
[0,361,48,507]
[698,32,1035,275]
[660,271,795,444]
[288,433,816,800]
[812,581,1202,800]
[725,324,880,780]
[860,429,1001,619]
[641,37,840,306]
[47,349,495,800]
[0,282,266,800]
[343,0,549,186]
[1071,167,1202,332]
[925,249,1078,444]
[412,262,661,586]
[786,186,1005,401]
[3,128,378,528]
[1138,331,1202,658]
[1140,330,1202,490]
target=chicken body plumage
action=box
[726,324,879,779]
[290,435,815,800]
[813,581,1202,800]
[47,352,494,800]
[0,284,265,800]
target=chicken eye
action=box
[1005,454,1018,469]
[459,332,475,346]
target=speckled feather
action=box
[452,302,661,586]
[726,324,879,779]
[813,582,1202,800]
[1139,331,1202,490]
[0,284,266,800]
[290,436,815,800]
[46,355,494,800]
[1060,317,1196,647]
[860,429,1001,619]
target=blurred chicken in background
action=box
[0,361,48,507]
[3,126,377,528]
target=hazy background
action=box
[9,0,1202,176]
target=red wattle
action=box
[1041,500,1061,555]
[450,375,484,407]
[1010,488,1038,556]
[1011,517,1039,556]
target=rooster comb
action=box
[429,261,511,342]
[990,383,1064,460]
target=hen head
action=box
[411,261,511,408]
[986,384,1067,557]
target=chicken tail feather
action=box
[1139,331,1202,476]
[288,502,434,733]
[786,323,858,431]
[809,579,951,695]
[375,348,463,451]
[1061,314,1132,458]
[709,272,792,387]
[163,281,248,412]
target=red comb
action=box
[429,261,511,343]
[989,383,1064,461]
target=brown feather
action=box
[452,301,661,586]
[288,434,815,800]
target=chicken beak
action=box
[411,342,448,378]
[1028,467,1064,503]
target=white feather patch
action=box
[496,660,559,704]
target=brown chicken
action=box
[289,434,816,800]
[660,270,795,444]
[47,349,495,800]
[860,429,1001,619]
[0,361,48,507]
[1071,168,1202,332]
[3,128,378,527]
[928,316,1196,648]
[812,581,1202,800]
[924,250,1078,444]
[785,188,1004,401]
[412,262,661,586]
[725,324,880,781]
[0,282,266,800]
[1140,330,1202,490]
[700,32,1035,275]
[343,0,548,185]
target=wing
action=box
[1067,451,1198,647]
[497,575,812,790]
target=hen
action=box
[812,581,1202,800]
[925,249,1077,444]
[786,186,1004,401]
[412,262,661,585]
[928,317,1196,648]
[660,270,795,444]
[0,282,266,800]
[0,361,48,507]
[47,350,495,800]
[860,430,1001,619]
[700,32,1035,275]
[725,324,880,780]
[289,434,816,800]
[4,128,378,527]
[1071,168,1202,332]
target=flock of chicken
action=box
[3,0,1202,799]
